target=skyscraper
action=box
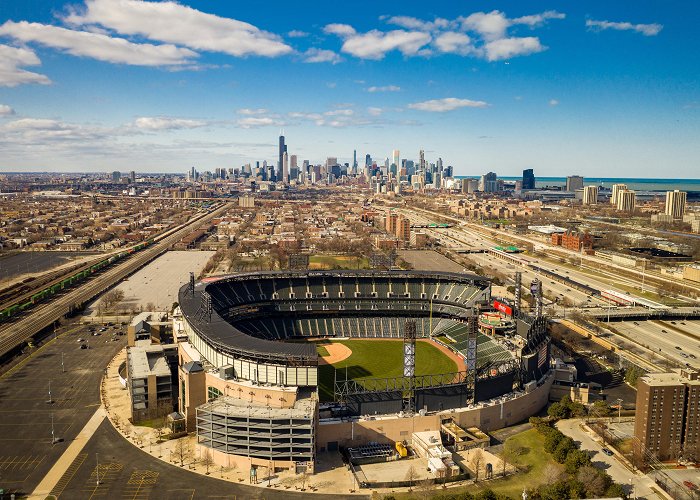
[282,152,289,184]
[566,175,584,192]
[479,172,498,193]
[353,150,357,175]
[277,133,287,181]
[522,169,535,190]
[610,183,627,206]
[665,190,687,220]
[392,149,400,170]
[419,149,425,171]
[582,185,598,205]
[112,171,121,182]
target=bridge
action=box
[584,306,700,321]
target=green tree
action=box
[564,449,591,474]
[553,436,576,463]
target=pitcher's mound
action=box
[319,343,352,365]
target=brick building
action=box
[634,369,700,462]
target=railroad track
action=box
[0,203,230,358]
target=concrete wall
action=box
[317,372,553,452]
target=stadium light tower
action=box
[513,272,522,317]
[403,320,416,414]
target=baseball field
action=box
[316,338,461,402]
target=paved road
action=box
[556,419,658,499]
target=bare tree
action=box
[577,465,606,497]
[542,463,566,484]
[404,464,418,491]
[173,438,191,467]
[416,478,435,500]
[470,449,484,483]
[201,448,214,475]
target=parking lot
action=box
[0,319,125,496]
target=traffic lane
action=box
[614,322,699,368]
[626,321,699,359]
[0,321,125,493]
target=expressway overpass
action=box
[585,306,700,321]
[0,202,231,358]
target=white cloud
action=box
[323,10,562,62]
[0,21,196,66]
[434,32,473,55]
[367,85,401,92]
[287,30,309,38]
[324,109,354,116]
[408,97,489,112]
[302,48,342,64]
[237,108,268,116]
[484,37,545,61]
[339,29,432,60]
[549,99,560,106]
[65,0,292,57]
[133,117,207,130]
[323,23,356,38]
[0,104,15,116]
[367,107,383,116]
[326,82,337,89]
[384,16,453,31]
[512,11,565,27]
[460,11,510,41]
[237,116,285,129]
[0,44,51,87]
[586,19,663,36]
[2,117,107,142]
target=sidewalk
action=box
[29,407,106,500]
[101,348,360,494]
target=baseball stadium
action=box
[173,270,552,473]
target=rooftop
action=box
[197,394,316,420]
[128,344,173,379]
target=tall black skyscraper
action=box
[277,134,287,181]
[522,168,535,190]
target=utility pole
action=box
[616,398,623,423]
[61,352,65,373]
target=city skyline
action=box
[0,1,698,176]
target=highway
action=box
[613,319,700,369]
[0,202,230,357]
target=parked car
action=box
[80,344,88,349]
[684,481,697,490]
[601,448,613,456]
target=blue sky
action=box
[0,0,698,177]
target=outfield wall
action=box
[317,371,553,452]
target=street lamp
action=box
[96,452,100,485]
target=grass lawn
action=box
[391,428,554,500]
[317,339,457,402]
[472,428,555,498]
[308,254,370,270]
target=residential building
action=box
[565,175,584,192]
[634,369,700,462]
[479,172,498,193]
[665,190,687,220]
[616,189,636,212]
[610,183,627,206]
[396,215,411,241]
[582,185,598,205]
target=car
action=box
[602,448,613,456]
[99,327,107,332]
[77,338,85,342]
[681,353,688,358]
[671,321,677,325]
[676,346,682,350]
[92,332,100,336]
[690,354,697,359]
[80,344,88,349]
[661,329,668,333]
[684,480,697,490]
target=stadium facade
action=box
[175,270,552,472]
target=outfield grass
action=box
[308,254,370,270]
[317,339,458,402]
